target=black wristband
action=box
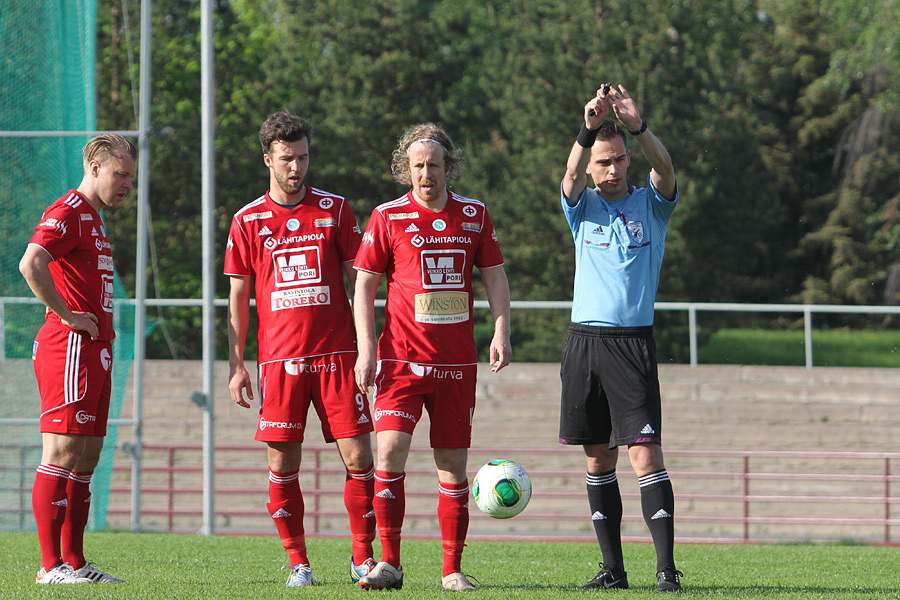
[576,124,599,147]
[629,119,648,136]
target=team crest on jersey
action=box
[626,221,644,244]
[319,198,334,209]
[243,211,272,222]
[388,212,419,220]
[462,205,477,217]
[432,219,447,231]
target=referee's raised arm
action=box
[563,85,609,204]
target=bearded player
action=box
[353,123,511,591]
[225,110,375,587]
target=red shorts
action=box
[33,324,113,436]
[373,360,477,448]
[256,353,373,443]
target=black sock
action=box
[639,469,675,571]
[586,470,624,573]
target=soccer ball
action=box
[472,459,532,519]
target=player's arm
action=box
[607,85,676,200]
[637,128,676,201]
[342,260,358,296]
[563,86,608,205]
[353,270,381,394]
[480,264,511,373]
[19,243,99,340]
[227,275,253,408]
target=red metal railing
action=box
[93,445,900,544]
[3,444,897,543]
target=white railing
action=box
[3,296,900,368]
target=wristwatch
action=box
[629,119,648,136]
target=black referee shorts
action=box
[558,323,662,448]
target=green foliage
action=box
[91,0,900,360]
[698,327,900,367]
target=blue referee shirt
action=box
[561,174,678,327]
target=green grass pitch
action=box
[0,532,897,598]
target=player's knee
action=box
[628,443,664,475]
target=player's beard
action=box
[274,171,304,195]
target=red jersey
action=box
[28,190,116,341]
[224,186,362,364]
[354,190,504,365]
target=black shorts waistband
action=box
[567,322,654,338]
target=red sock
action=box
[268,469,307,566]
[61,471,93,569]
[373,470,405,567]
[32,465,70,570]
[345,465,376,564]
[438,479,470,576]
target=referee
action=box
[558,83,682,592]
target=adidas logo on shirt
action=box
[258,226,273,236]
[640,424,656,435]
[651,509,672,520]
[357,414,370,425]
[591,511,607,521]
[592,225,603,234]
[405,223,419,233]
[272,508,292,518]
[375,489,396,500]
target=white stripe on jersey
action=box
[63,192,83,209]
[449,192,486,209]
[375,196,412,213]
[64,331,82,405]
[234,195,267,215]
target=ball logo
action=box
[319,198,334,209]
[463,205,477,217]
[432,219,447,232]
[411,234,425,248]
[75,411,96,424]
[286,218,300,231]
[100,348,111,371]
